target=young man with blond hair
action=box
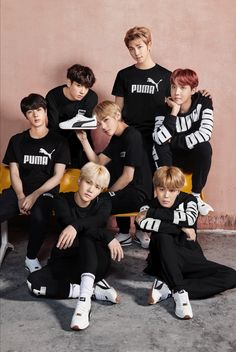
[27,161,123,331]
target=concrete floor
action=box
[1,219,236,352]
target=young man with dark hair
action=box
[152,68,214,215]
[46,64,98,168]
[0,93,70,272]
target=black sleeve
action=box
[54,193,74,229]
[111,71,124,97]
[2,136,17,164]
[46,91,60,132]
[84,91,98,117]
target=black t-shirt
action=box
[3,129,71,195]
[46,85,98,167]
[112,64,171,139]
[102,126,152,198]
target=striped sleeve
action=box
[185,105,214,149]
[152,114,176,145]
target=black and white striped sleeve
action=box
[185,103,214,149]
[152,114,176,145]
[144,194,198,229]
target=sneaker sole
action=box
[133,236,149,249]
[147,289,157,305]
[59,126,97,130]
[71,310,91,331]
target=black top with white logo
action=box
[3,130,71,195]
[112,64,171,139]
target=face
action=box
[77,178,102,207]
[97,115,119,137]
[67,80,89,101]
[127,38,151,65]
[170,81,195,106]
[155,186,180,208]
[25,107,47,127]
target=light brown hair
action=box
[153,166,185,190]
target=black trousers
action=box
[154,141,212,193]
[109,187,147,233]
[28,236,111,298]
[147,232,236,299]
[0,188,53,258]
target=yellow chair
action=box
[59,168,80,193]
[0,164,11,193]
[0,164,14,267]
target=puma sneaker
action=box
[59,113,97,130]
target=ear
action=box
[147,41,152,51]
[191,87,197,95]
[67,79,72,88]
[116,111,122,120]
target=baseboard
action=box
[197,213,236,230]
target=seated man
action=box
[136,166,236,320]
[0,93,70,272]
[76,100,153,248]
[152,68,214,215]
[27,162,123,331]
[46,64,98,168]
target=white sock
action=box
[75,273,95,311]
[192,192,201,199]
[68,284,80,298]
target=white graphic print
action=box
[131,78,163,94]
[39,148,55,159]
[23,148,55,165]
[147,78,163,92]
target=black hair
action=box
[67,64,96,88]
[20,93,47,116]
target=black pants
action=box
[147,232,236,299]
[0,188,53,258]
[154,141,212,193]
[109,187,147,233]
[28,236,111,298]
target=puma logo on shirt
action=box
[23,148,55,165]
[39,148,55,159]
[131,78,163,94]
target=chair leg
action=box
[0,221,14,267]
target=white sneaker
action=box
[26,280,47,296]
[94,279,120,304]
[59,113,97,130]
[70,297,91,330]
[25,257,42,273]
[173,290,193,319]
[148,279,171,305]
[134,230,150,249]
[197,198,214,216]
[116,233,132,246]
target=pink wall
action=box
[1,0,236,228]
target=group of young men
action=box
[1,26,236,331]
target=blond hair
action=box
[153,166,185,190]
[93,100,121,121]
[124,26,152,47]
[80,162,110,190]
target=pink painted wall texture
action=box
[1,0,236,228]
